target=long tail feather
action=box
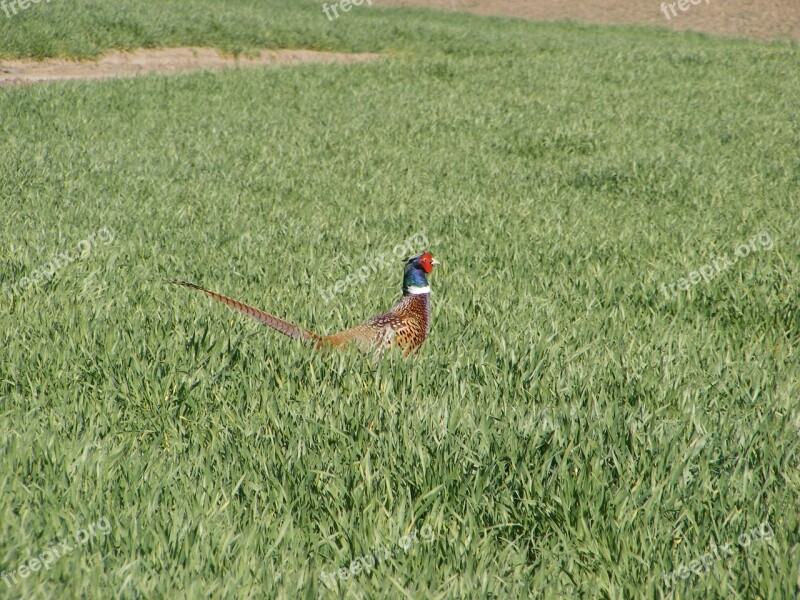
[172,280,320,344]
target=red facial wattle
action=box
[420,253,434,273]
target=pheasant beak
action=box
[431,258,441,267]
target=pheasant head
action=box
[402,252,440,296]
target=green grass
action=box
[0,0,548,60]
[1,1,800,598]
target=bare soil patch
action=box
[0,47,382,86]
[376,0,800,42]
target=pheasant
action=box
[173,252,440,356]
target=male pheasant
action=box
[173,252,440,356]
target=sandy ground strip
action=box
[0,47,382,86]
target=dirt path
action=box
[376,0,800,42]
[0,48,381,86]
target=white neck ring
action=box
[407,285,430,295]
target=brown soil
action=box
[0,47,382,86]
[375,0,800,42]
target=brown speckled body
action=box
[323,292,430,356]
[173,252,438,358]
[173,283,433,357]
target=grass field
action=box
[1,1,799,598]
